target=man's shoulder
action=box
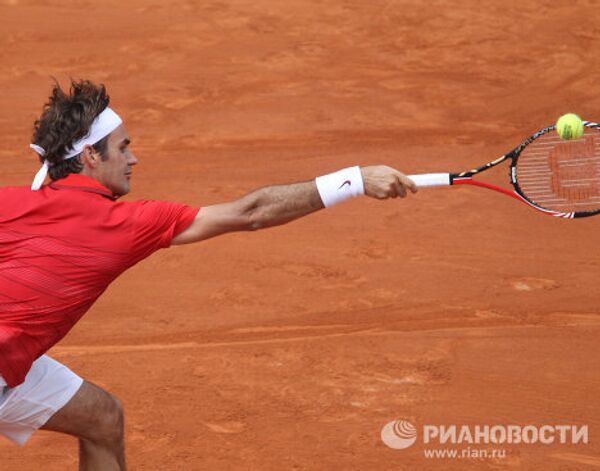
[116,198,199,227]
[0,184,28,191]
[117,198,190,209]
[0,184,34,198]
[112,198,196,220]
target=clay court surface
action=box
[1,0,600,469]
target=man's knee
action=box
[42,380,125,449]
[91,394,124,448]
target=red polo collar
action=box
[48,174,117,200]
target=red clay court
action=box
[0,0,599,469]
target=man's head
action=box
[79,124,137,197]
[31,80,137,197]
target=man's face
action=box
[94,124,138,197]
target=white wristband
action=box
[315,166,365,208]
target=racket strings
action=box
[516,131,600,213]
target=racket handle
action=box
[407,173,451,188]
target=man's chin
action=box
[112,184,130,199]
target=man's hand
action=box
[361,165,418,199]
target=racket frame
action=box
[445,121,600,219]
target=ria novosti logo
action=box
[381,419,418,449]
[381,419,589,450]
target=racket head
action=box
[509,121,600,218]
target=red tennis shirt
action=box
[0,174,199,387]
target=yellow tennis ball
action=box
[556,113,584,140]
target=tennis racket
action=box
[408,121,600,219]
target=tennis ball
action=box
[556,113,584,140]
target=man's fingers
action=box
[398,174,418,193]
[361,165,418,200]
[394,176,407,198]
[386,183,398,199]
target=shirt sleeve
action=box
[129,200,199,262]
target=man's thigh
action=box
[42,380,123,443]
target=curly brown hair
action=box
[32,79,111,180]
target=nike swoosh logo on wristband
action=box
[338,180,351,190]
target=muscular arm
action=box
[172,181,323,244]
[171,165,416,245]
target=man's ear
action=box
[80,145,100,169]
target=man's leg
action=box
[41,380,126,471]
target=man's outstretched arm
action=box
[171,165,417,245]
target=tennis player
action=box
[0,80,417,470]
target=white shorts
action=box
[0,355,83,446]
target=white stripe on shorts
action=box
[0,355,83,446]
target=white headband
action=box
[29,107,123,190]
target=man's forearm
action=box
[241,181,324,230]
[240,164,419,230]
[171,165,417,245]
